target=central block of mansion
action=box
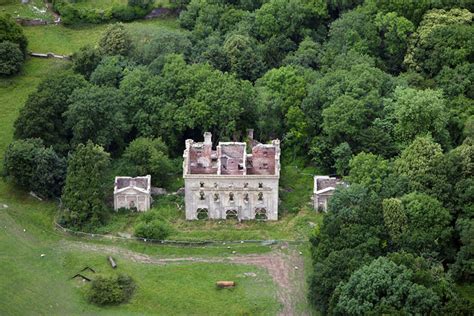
[183,132,280,220]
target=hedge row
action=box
[51,0,152,25]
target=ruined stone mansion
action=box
[183,131,280,220]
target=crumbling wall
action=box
[218,143,246,175]
[247,145,276,175]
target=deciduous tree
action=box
[61,142,110,230]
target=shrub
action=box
[0,41,23,76]
[99,23,132,56]
[87,274,135,306]
[0,14,28,57]
[3,139,66,198]
[134,219,173,240]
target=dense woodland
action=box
[1,0,473,314]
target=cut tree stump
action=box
[216,281,235,288]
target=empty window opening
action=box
[244,193,249,202]
[214,193,220,201]
[197,208,209,220]
[226,209,238,220]
[229,192,234,201]
[258,192,263,201]
[199,191,205,200]
[255,208,268,220]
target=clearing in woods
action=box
[63,240,311,315]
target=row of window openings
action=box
[196,208,267,220]
[200,191,263,202]
[200,182,264,189]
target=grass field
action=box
[0,185,280,315]
[23,18,179,54]
[0,0,54,22]
[72,0,170,10]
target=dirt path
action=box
[62,241,308,315]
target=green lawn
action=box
[0,188,279,315]
[0,0,54,22]
[23,18,179,54]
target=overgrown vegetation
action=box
[87,274,136,305]
[1,0,473,314]
[0,14,28,76]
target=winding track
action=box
[63,241,308,315]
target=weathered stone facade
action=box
[313,175,346,212]
[183,132,280,220]
[114,175,151,212]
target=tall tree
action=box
[14,71,88,154]
[399,192,452,257]
[391,87,449,146]
[223,34,264,81]
[65,85,130,151]
[121,137,174,187]
[394,135,444,192]
[347,152,389,192]
[404,8,473,78]
[99,23,132,56]
[61,142,110,230]
[333,257,440,315]
[256,66,307,140]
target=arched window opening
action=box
[197,208,208,220]
[258,192,263,201]
[199,191,205,200]
[255,208,267,220]
[226,209,238,220]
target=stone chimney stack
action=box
[247,129,254,141]
[204,132,212,145]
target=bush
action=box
[99,23,132,56]
[0,41,23,76]
[3,139,66,198]
[134,219,173,240]
[0,14,28,57]
[87,274,135,306]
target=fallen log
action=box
[216,281,235,288]
[108,256,117,269]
